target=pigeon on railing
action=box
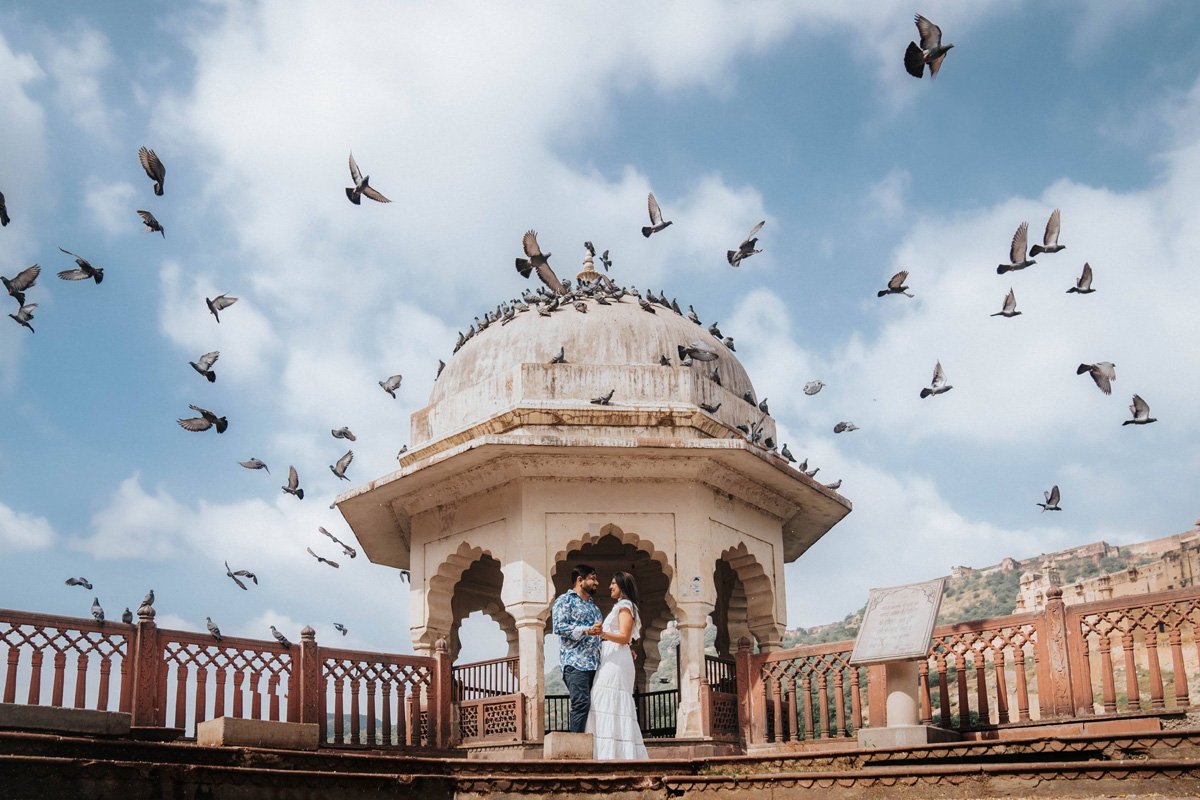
[270,626,291,648]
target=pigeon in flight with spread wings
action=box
[190,351,219,382]
[225,560,257,590]
[1067,263,1095,294]
[319,527,358,559]
[3,264,40,306]
[642,192,673,237]
[991,288,1021,318]
[57,248,104,284]
[904,14,954,79]
[1077,362,1116,395]
[333,623,349,636]
[998,222,1036,274]
[803,380,825,396]
[1037,485,1062,512]
[331,427,356,441]
[138,147,166,196]
[920,361,953,398]
[1029,209,1065,256]
[65,577,93,590]
[178,405,228,433]
[878,271,913,297]
[345,152,391,204]
[307,547,340,569]
[727,221,765,267]
[8,303,36,333]
[330,450,354,481]
[137,210,165,237]
[379,374,403,398]
[515,231,565,294]
[206,294,237,323]
[282,466,304,499]
[238,458,269,473]
[1123,394,1157,426]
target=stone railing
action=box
[739,584,1200,749]
[451,656,523,744]
[0,605,452,750]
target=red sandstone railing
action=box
[0,606,452,750]
[450,656,523,744]
[741,584,1200,750]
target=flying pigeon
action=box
[2,264,40,305]
[190,351,219,382]
[834,421,859,433]
[1029,209,1065,256]
[122,608,133,624]
[515,230,565,294]
[727,221,765,266]
[824,479,843,491]
[0,190,8,226]
[178,405,228,433]
[57,248,103,283]
[379,374,403,398]
[65,577,93,590]
[91,598,104,622]
[590,389,614,406]
[238,458,269,473]
[138,147,166,196]
[331,427,356,441]
[878,271,912,297]
[330,450,354,481]
[436,360,445,380]
[920,361,953,398]
[678,341,718,362]
[991,288,1021,318]
[659,354,671,366]
[224,561,250,590]
[1077,362,1116,395]
[282,466,304,499]
[642,192,673,237]
[345,152,391,204]
[599,250,612,271]
[333,623,349,636]
[699,402,721,414]
[997,222,1036,274]
[319,527,357,558]
[780,444,796,463]
[803,380,825,396]
[137,210,165,237]
[270,625,292,648]
[307,547,340,569]
[1067,263,1095,294]
[206,294,237,323]
[9,302,37,333]
[1038,485,1062,512]
[904,14,954,79]
[206,617,222,641]
[141,589,155,608]
[1123,394,1157,426]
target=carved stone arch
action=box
[715,541,781,651]
[551,523,677,615]
[422,541,514,659]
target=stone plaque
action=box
[849,578,945,664]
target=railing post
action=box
[1036,585,1078,717]
[735,637,757,747]
[130,603,160,727]
[298,626,322,725]
[698,675,712,738]
[867,664,887,728]
[433,639,452,749]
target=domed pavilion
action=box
[335,255,852,743]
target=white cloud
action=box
[76,473,188,560]
[44,27,116,140]
[83,177,137,235]
[0,500,56,551]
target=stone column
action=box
[510,607,546,740]
[674,603,710,738]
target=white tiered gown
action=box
[584,599,649,760]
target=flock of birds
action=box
[1,12,1166,647]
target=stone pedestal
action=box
[543,731,593,759]
[0,704,130,737]
[196,717,319,751]
[857,661,959,749]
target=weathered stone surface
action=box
[857,724,960,749]
[0,703,130,736]
[544,731,594,759]
[195,716,318,750]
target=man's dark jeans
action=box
[561,665,596,733]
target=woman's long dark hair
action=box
[612,571,640,622]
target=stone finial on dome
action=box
[577,249,600,284]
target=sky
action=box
[2,1,1200,666]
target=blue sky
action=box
[2,1,1200,664]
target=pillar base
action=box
[857,724,960,750]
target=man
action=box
[551,563,603,733]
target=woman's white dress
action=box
[585,598,649,760]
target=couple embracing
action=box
[551,563,649,760]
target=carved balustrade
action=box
[451,655,523,744]
[702,654,738,739]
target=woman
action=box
[584,571,649,760]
